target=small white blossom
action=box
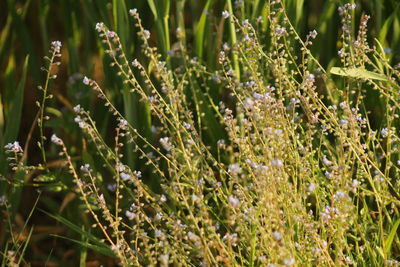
[309,30,318,39]
[159,254,169,266]
[105,30,116,38]
[322,156,332,166]
[191,194,200,202]
[228,164,242,175]
[120,172,131,181]
[284,258,295,266]
[125,210,136,220]
[107,183,117,192]
[243,97,254,109]
[228,196,240,208]
[95,22,105,32]
[51,134,63,145]
[187,231,199,241]
[5,141,23,153]
[80,164,91,173]
[222,10,230,19]
[83,76,90,85]
[275,26,287,37]
[307,183,316,193]
[271,159,283,168]
[217,139,226,149]
[129,8,137,16]
[143,30,151,40]
[273,231,282,241]
[132,59,140,67]
[159,137,172,151]
[223,43,230,51]
[334,191,346,200]
[118,119,128,130]
[183,122,191,129]
[73,105,82,113]
[133,170,142,178]
[381,128,389,138]
[325,171,332,179]
[51,41,62,53]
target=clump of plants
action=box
[3,1,400,266]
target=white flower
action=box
[159,137,172,151]
[273,231,282,241]
[132,59,140,67]
[381,128,389,138]
[228,164,242,175]
[322,156,332,166]
[307,183,316,193]
[125,210,136,220]
[129,8,137,16]
[325,171,332,179]
[116,163,126,172]
[275,26,287,37]
[95,22,105,32]
[51,41,62,53]
[309,30,318,39]
[334,191,346,200]
[187,231,199,241]
[306,73,315,83]
[338,48,345,58]
[143,30,151,39]
[223,43,230,51]
[191,194,200,202]
[154,229,164,238]
[227,69,235,76]
[183,122,191,129]
[74,116,87,128]
[73,105,82,113]
[51,134,63,145]
[133,170,142,178]
[80,164,91,173]
[83,76,90,85]
[271,159,283,168]
[228,196,240,208]
[120,172,131,181]
[284,258,295,266]
[243,97,254,109]
[159,254,169,266]
[105,31,116,38]
[222,10,230,19]
[5,141,23,153]
[118,119,128,130]
[160,194,167,202]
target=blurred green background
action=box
[0,0,400,265]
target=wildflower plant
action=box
[4,1,400,266]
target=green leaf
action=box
[51,234,116,259]
[330,67,388,81]
[385,217,400,256]
[39,209,115,258]
[194,0,212,62]
[0,56,29,175]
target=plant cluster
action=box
[3,1,400,266]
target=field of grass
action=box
[1,0,400,266]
